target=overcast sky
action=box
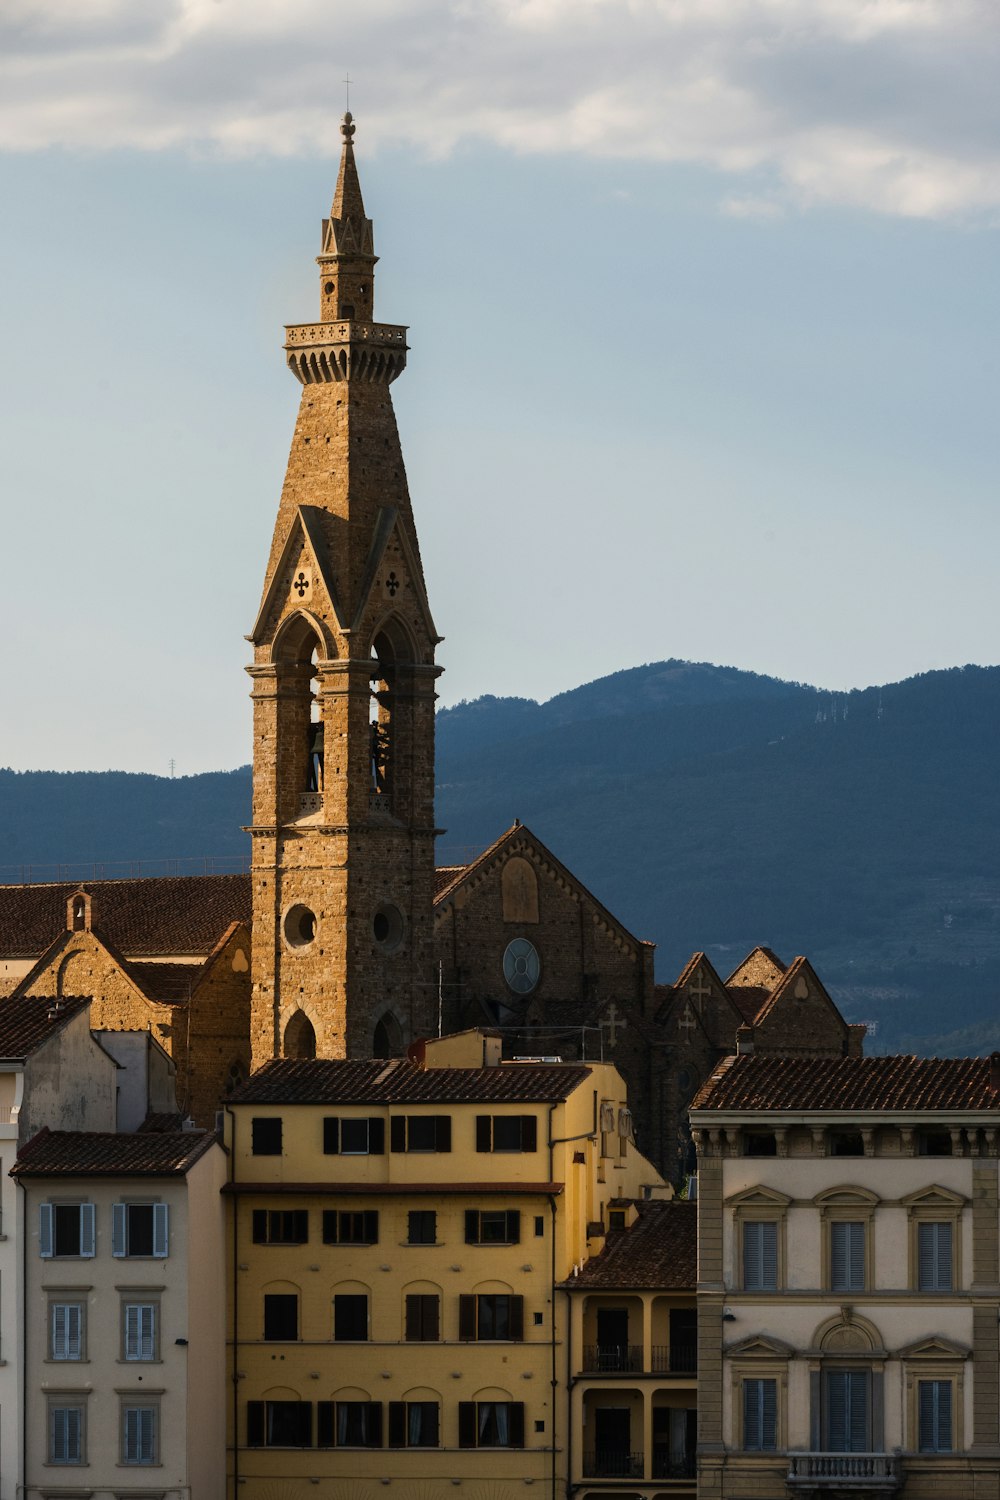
[1,0,998,774]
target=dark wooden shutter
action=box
[322,1210,338,1244]
[323,1118,340,1154]
[388,1402,406,1447]
[425,1402,440,1447]
[364,1211,379,1244]
[426,1295,440,1340]
[459,1295,477,1340]
[436,1115,452,1151]
[367,1402,383,1447]
[390,1116,406,1153]
[292,1210,309,1243]
[317,1402,334,1448]
[476,1116,491,1152]
[506,1210,521,1243]
[509,1403,525,1447]
[509,1295,524,1341]
[521,1115,537,1151]
[246,1401,264,1446]
[368,1117,385,1154]
[294,1402,312,1447]
[405,1295,420,1341]
[458,1402,476,1448]
[251,1209,267,1244]
[465,1210,480,1244]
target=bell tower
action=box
[248,113,441,1067]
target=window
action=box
[608,1208,627,1231]
[264,1294,298,1341]
[917,1222,953,1291]
[323,1209,378,1245]
[918,1380,952,1452]
[830,1131,865,1157]
[252,1117,283,1155]
[247,1400,313,1447]
[534,1215,545,1236]
[408,1210,436,1244]
[476,1115,538,1153]
[389,1400,439,1447]
[918,1130,952,1156]
[745,1131,777,1157]
[252,1209,308,1244]
[743,1378,777,1451]
[123,1302,158,1360]
[465,1209,521,1245]
[390,1115,451,1153]
[49,1403,85,1464]
[459,1293,524,1341]
[742,1221,778,1291]
[122,1402,158,1465]
[458,1401,525,1448]
[50,1302,84,1361]
[112,1202,169,1259]
[317,1400,383,1448]
[333,1294,368,1341]
[825,1369,870,1452]
[324,1116,385,1155]
[405,1294,440,1341]
[830,1221,866,1292]
[40,1202,95,1258]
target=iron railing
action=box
[583,1450,643,1478]
[583,1344,643,1373]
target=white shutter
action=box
[39,1203,54,1258]
[52,1303,82,1360]
[111,1202,127,1257]
[125,1303,156,1360]
[52,1303,66,1358]
[124,1406,139,1462]
[52,1405,81,1463]
[125,1405,156,1463]
[152,1202,169,1258]
[79,1202,96,1258]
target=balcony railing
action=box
[584,1450,643,1478]
[652,1342,698,1373]
[652,1450,696,1479]
[787,1453,901,1490]
[583,1344,644,1373]
[582,1343,697,1375]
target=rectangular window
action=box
[458,1401,525,1448]
[333,1294,368,1341]
[50,1302,84,1361]
[252,1209,308,1245]
[40,1202,95,1259]
[465,1209,521,1245]
[252,1117,283,1155]
[322,1209,379,1245]
[475,1115,538,1153]
[49,1404,84,1464]
[459,1293,524,1341]
[390,1115,452,1153]
[742,1221,778,1291]
[264,1294,298,1342]
[324,1116,385,1155]
[112,1202,169,1259]
[405,1293,440,1342]
[918,1379,953,1452]
[917,1222,953,1291]
[389,1400,439,1448]
[122,1403,158,1465]
[743,1378,777,1451]
[123,1302,158,1360]
[247,1400,313,1447]
[316,1400,383,1448]
[408,1210,436,1245]
[826,1369,870,1453]
[830,1221,866,1292]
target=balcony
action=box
[787,1453,901,1491]
[584,1344,644,1373]
[652,1450,696,1479]
[584,1450,644,1479]
[653,1342,697,1374]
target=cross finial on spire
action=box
[344,72,352,112]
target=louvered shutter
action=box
[459,1294,476,1340]
[125,1304,140,1359]
[476,1116,491,1153]
[919,1379,951,1452]
[465,1210,479,1244]
[388,1401,406,1447]
[761,1380,777,1449]
[506,1210,521,1244]
[832,1221,865,1291]
[152,1203,169,1258]
[458,1402,476,1448]
[760,1221,777,1288]
[405,1296,421,1341]
[743,1379,760,1448]
[509,1296,524,1341]
[508,1403,525,1447]
[53,1406,81,1463]
[743,1222,760,1288]
[246,1401,264,1446]
[424,1402,440,1446]
[918,1222,952,1291]
[849,1370,869,1451]
[521,1115,537,1151]
[828,1371,848,1452]
[52,1303,80,1359]
[79,1202,96,1258]
[390,1116,406,1153]
[324,1118,340,1154]
[112,1202,127,1258]
[322,1210,338,1244]
[368,1117,385,1154]
[436,1116,452,1151]
[745,1378,777,1450]
[39,1204,54,1258]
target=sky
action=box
[1,0,998,775]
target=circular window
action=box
[373,903,405,952]
[503,938,541,996]
[324,280,335,295]
[283,903,318,949]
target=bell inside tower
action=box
[307,646,324,794]
[369,631,396,808]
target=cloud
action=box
[1,0,998,219]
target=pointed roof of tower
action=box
[325,112,374,257]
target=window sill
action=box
[399,1241,444,1248]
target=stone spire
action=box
[319,112,376,322]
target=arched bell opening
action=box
[284,1010,317,1061]
[373,1011,404,1060]
[270,612,330,812]
[369,630,397,809]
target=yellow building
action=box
[223,1028,668,1498]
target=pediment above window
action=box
[900,1184,966,1210]
[897,1334,970,1361]
[726,1184,791,1210]
[726,1333,795,1360]
[813,1184,880,1209]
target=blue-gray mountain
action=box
[3,660,998,1055]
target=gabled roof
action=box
[229,1057,592,1106]
[692,1052,1000,1113]
[0,995,92,1061]
[560,1200,696,1290]
[751,955,846,1034]
[725,946,786,988]
[10,1126,217,1177]
[0,875,252,959]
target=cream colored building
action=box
[690,1049,1000,1500]
[13,1125,227,1499]
[223,1028,667,1499]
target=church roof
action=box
[0,994,92,1060]
[560,1200,696,1290]
[229,1057,593,1106]
[692,1052,1000,1114]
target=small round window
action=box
[503,938,540,996]
[283,903,318,949]
[373,903,405,952]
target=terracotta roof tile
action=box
[126,961,201,1003]
[229,1058,592,1106]
[10,1127,217,1177]
[692,1052,1000,1113]
[434,865,467,895]
[561,1200,696,1290]
[0,995,92,1059]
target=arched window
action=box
[225,1059,248,1095]
[284,1011,317,1060]
[373,1012,403,1060]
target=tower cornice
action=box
[284,319,407,385]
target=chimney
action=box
[989,1052,1000,1096]
[736,1025,755,1056]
